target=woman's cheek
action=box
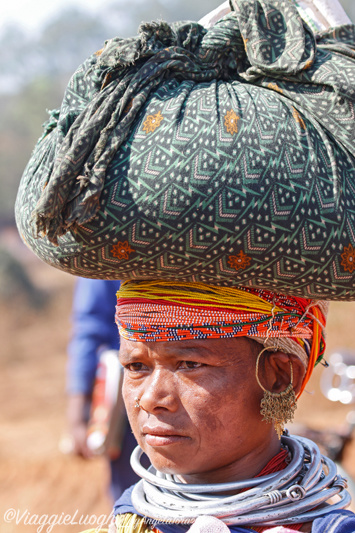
[183,389,226,434]
[122,380,138,421]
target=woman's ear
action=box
[260,351,306,397]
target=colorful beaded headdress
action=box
[115,280,327,397]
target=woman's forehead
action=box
[119,336,258,361]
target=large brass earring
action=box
[256,347,297,440]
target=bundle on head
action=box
[15,0,355,300]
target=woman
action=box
[110,281,354,532]
[14,0,355,531]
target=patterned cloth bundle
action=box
[15,0,355,300]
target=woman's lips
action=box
[145,434,187,446]
[143,426,188,446]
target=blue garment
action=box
[67,278,140,499]
[311,511,355,532]
[67,278,121,394]
[114,486,355,532]
[114,486,254,533]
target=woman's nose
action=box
[139,368,179,413]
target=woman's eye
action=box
[179,361,203,370]
[125,362,147,372]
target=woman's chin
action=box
[144,450,193,476]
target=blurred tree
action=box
[39,8,112,76]
[0,0,218,221]
[104,0,222,37]
[0,77,66,219]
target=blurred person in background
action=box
[66,277,140,500]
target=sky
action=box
[0,0,112,34]
[1,0,353,35]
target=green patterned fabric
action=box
[15,0,355,300]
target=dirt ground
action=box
[1,229,355,533]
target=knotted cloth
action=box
[15,0,355,299]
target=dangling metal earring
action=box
[135,397,140,409]
[256,347,297,440]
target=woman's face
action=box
[119,336,279,483]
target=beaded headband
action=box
[115,281,327,396]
